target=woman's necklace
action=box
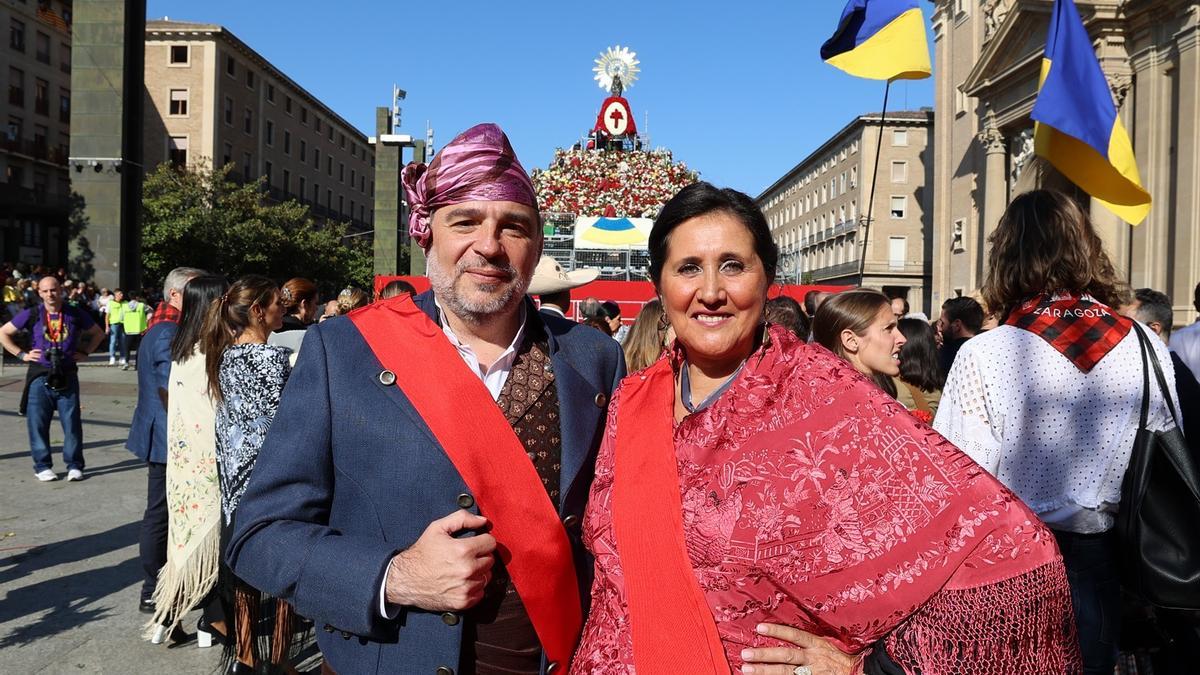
[680,359,747,414]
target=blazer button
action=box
[436,667,454,675]
[323,624,335,633]
[562,514,580,529]
[594,392,607,408]
[457,493,474,509]
[441,612,460,626]
[341,630,352,640]
[378,369,396,386]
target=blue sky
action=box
[146,1,934,197]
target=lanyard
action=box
[43,307,64,345]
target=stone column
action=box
[373,107,404,276]
[978,125,1007,257]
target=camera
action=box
[44,347,70,392]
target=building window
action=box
[168,136,188,167]
[60,43,69,73]
[245,69,254,89]
[299,176,306,201]
[952,219,966,252]
[300,139,307,162]
[300,107,307,125]
[326,156,332,176]
[35,31,49,64]
[888,236,907,270]
[266,84,275,103]
[339,133,345,149]
[224,97,233,125]
[850,166,858,188]
[313,182,319,203]
[282,169,290,193]
[314,148,320,169]
[263,160,272,185]
[244,108,253,135]
[34,79,48,116]
[350,168,356,187]
[892,129,908,146]
[243,152,253,181]
[10,19,25,52]
[891,160,908,183]
[169,45,189,65]
[327,125,333,142]
[326,188,332,207]
[6,116,22,143]
[360,176,365,192]
[314,117,321,133]
[840,172,847,193]
[284,130,291,155]
[265,120,274,146]
[168,89,188,116]
[821,185,827,204]
[890,196,907,219]
[955,89,968,116]
[58,90,69,123]
[339,162,345,183]
[226,55,235,77]
[285,96,292,115]
[338,194,344,215]
[223,143,232,167]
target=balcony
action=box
[860,260,927,276]
[0,137,68,165]
[0,182,73,214]
[810,260,860,281]
[832,220,857,237]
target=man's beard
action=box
[427,254,529,324]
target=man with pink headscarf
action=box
[227,123,626,675]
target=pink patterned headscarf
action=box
[401,123,537,249]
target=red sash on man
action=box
[1005,292,1131,372]
[610,360,731,675]
[348,295,582,668]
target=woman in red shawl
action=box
[570,182,1080,674]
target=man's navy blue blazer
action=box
[227,292,626,675]
[126,321,176,464]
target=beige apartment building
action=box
[757,110,934,313]
[144,20,374,231]
[1,0,74,267]
[931,0,1200,320]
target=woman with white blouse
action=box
[933,190,1178,675]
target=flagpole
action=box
[859,80,891,280]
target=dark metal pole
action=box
[858,80,891,280]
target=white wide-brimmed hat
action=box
[526,256,599,295]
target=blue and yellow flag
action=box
[820,0,931,81]
[1031,0,1150,224]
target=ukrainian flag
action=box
[820,0,931,81]
[1031,0,1150,224]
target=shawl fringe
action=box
[143,521,220,638]
[884,560,1082,674]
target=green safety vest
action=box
[123,301,148,334]
[108,300,127,323]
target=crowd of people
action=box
[531,147,698,218]
[4,122,1198,675]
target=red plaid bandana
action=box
[1005,292,1131,372]
[147,301,181,329]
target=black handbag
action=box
[1116,322,1200,609]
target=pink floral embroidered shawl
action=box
[571,326,1080,674]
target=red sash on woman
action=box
[348,296,582,668]
[611,360,730,675]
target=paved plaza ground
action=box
[0,356,317,674]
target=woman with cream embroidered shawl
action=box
[570,182,1081,674]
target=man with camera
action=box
[0,275,105,481]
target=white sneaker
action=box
[35,469,58,482]
[119,358,128,367]
[109,356,116,365]
[67,468,84,481]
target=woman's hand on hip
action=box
[740,623,861,675]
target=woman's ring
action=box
[792,667,812,675]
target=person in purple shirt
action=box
[0,276,105,481]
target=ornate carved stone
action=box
[1108,72,1133,108]
[978,126,1006,153]
[1009,128,1035,192]
[982,0,1012,41]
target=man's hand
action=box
[383,510,496,611]
[740,623,861,675]
[23,349,42,363]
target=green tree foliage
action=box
[141,161,377,295]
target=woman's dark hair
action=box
[170,274,229,363]
[896,318,944,392]
[280,277,319,316]
[201,275,279,402]
[983,189,1129,321]
[648,182,778,287]
[813,289,898,398]
[764,296,810,341]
